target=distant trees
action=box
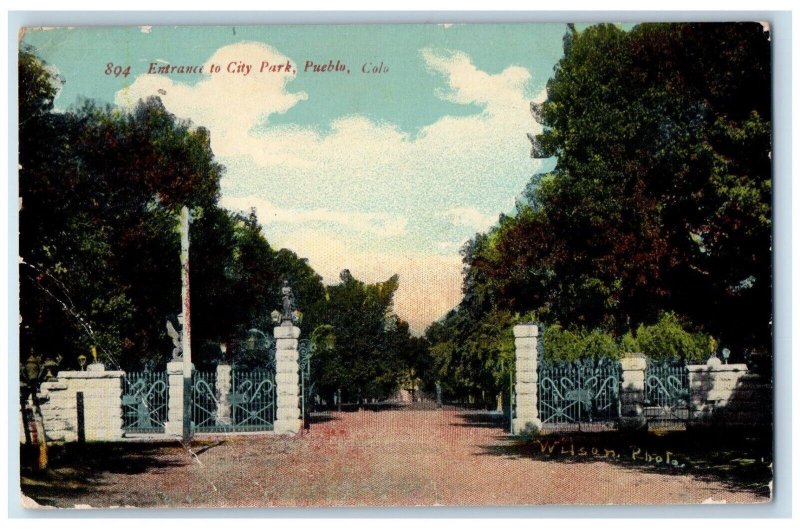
[311,270,428,403]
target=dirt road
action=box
[21,407,770,508]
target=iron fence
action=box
[644,359,689,427]
[538,357,621,431]
[192,369,277,433]
[230,369,276,430]
[191,370,219,432]
[122,370,168,433]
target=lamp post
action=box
[247,328,275,369]
[20,351,61,469]
[248,328,272,344]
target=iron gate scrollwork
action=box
[122,370,168,433]
[192,336,277,433]
[538,356,621,430]
[644,359,689,426]
[230,369,276,430]
[299,339,316,428]
[191,370,219,432]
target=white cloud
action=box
[116,41,308,163]
[115,43,543,331]
[436,240,464,253]
[437,207,497,231]
[221,195,408,238]
[421,48,532,115]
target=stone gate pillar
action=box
[619,354,647,431]
[165,360,185,437]
[216,363,232,426]
[513,324,541,435]
[274,321,302,434]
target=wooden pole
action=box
[76,391,86,444]
[180,206,192,442]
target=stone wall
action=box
[509,333,772,434]
[687,357,772,429]
[35,364,124,443]
[164,360,186,437]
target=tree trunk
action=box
[20,395,32,446]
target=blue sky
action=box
[21,23,568,332]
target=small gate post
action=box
[165,361,185,437]
[512,324,542,435]
[216,364,232,426]
[619,354,647,431]
[274,321,302,434]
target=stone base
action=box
[513,418,542,436]
[274,418,302,435]
[164,421,183,437]
[618,416,647,431]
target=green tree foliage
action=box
[425,304,516,406]
[622,312,714,363]
[470,23,771,352]
[541,325,621,362]
[314,270,424,403]
[427,23,770,399]
[18,49,321,371]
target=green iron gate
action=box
[644,359,689,428]
[122,370,168,434]
[192,368,277,433]
[537,356,622,431]
[191,334,278,433]
[189,334,317,434]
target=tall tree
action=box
[487,23,770,351]
[19,49,327,370]
[427,23,771,399]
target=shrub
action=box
[542,324,621,361]
[632,312,711,362]
[542,312,714,362]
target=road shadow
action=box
[314,402,406,413]
[20,440,190,507]
[477,427,772,498]
[307,412,339,424]
[452,411,509,429]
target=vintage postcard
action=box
[17,21,774,508]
